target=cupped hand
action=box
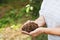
[22,27,44,37]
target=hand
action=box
[29,27,44,37]
[21,20,44,37]
[22,27,44,37]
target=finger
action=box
[29,31,35,35]
[29,28,38,34]
[29,28,40,37]
[21,31,30,35]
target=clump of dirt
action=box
[22,22,39,33]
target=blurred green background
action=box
[0,0,47,40]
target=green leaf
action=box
[26,7,30,13]
[30,6,33,11]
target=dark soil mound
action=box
[22,22,39,33]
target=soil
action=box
[22,22,39,33]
